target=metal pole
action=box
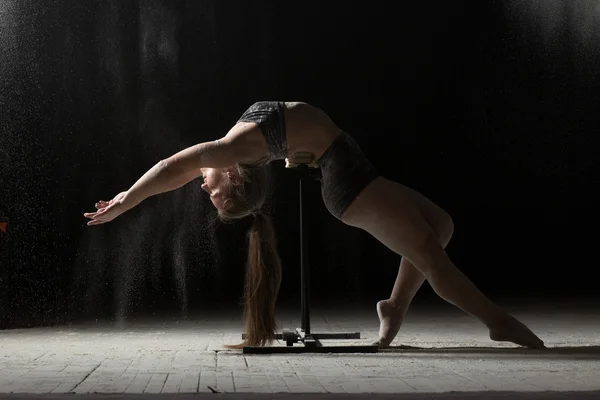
[299,172,310,334]
[0,217,8,329]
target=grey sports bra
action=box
[237,101,287,167]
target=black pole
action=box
[242,162,378,353]
[0,217,9,329]
[299,169,310,334]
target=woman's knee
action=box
[438,213,454,247]
[404,186,454,247]
[406,230,449,273]
[423,207,454,248]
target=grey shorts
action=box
[317,131,379,220]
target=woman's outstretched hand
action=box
[84,191,129,226]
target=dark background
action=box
[1,0,597,328]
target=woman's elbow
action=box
[160,157,199,187]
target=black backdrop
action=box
[1,0,597,328]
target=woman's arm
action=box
[84,131,250,226]
[121,138,239,210]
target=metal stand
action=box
[0,217,9,330]
[242,155,378,354]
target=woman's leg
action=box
[375,185,454,348]
[376,258,425,347]
[343,177,544,348]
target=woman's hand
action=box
[84,191,129,226]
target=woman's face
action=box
[200,167,240,210]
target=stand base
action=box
[242,328,379,354]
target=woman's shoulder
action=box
[224,122,271,165]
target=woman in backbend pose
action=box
[84,101,544,349]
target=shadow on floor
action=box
[380,345,600,360]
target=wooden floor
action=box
[0,298,599,398]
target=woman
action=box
[84,101,544,349]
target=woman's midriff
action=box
[282,102,342,162]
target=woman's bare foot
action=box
[489,315,545,349]
[373,299,407,348]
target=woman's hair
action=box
[220,164,282,348]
